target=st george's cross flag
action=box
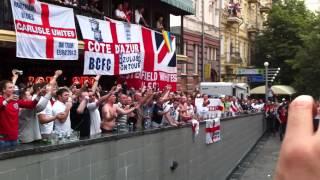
[123,27,177,91]
[77,15,144,75]
[11,0,78,60]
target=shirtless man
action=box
[179,95,194,122]
[101,85,139,132]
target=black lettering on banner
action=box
[59,42,64,48]
[21,12,34,21]
[96,58,101,70]
[56,49,76,56]
[106,59,111,71]
[88,57,112,71]
[89,57,95,70]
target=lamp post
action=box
[264,61,269,104]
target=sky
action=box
[305,0,320,11]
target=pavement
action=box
[228,134,281,180]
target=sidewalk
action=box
[229,134,281,180]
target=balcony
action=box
[247,25,258,35]
[227,16,243,24]
[260,3,271,13]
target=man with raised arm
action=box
[101,85,139,132]
[0,70,40,147]
[38,70,64,138]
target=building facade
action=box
[172,0,221,92]
[220,0,271,82]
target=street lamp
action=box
[264,61,269,104]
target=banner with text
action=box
[77,15,144,75]
[123,27,177,91]
[11,0,78,60]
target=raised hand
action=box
[54,70,63,77]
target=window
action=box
[194,44,198,74]
[207,47,216,61]
[211,48,216,61]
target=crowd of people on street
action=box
[0,69,266,148]
[265,98,290,141]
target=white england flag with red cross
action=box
[77,15,144,75]
[11,0,78,60]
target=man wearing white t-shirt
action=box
[115,3,130,23]
[37,70,63,138]
[135,7,148,27]
[162,99,179,126]
[52,88,72,134]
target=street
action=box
[229,134,281,180]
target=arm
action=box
[38,113,57,124]
[18,96,40,109]
[95,86,119,107]
[163,113,177,126]
[159,87,171,103]
[91,75,101,93]
[35,84,54,112]
[77,98,88,114]
[50,70,62,86]
[55,101,72,123]
[116,105,137,115]
[0,97,7,109]
[35,93,52,113]
[11,69,19,85]
[141,16,149,27]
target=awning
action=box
[161,0,194,14]
[250,85,296,95]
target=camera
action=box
[14,86,20,96]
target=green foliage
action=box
[254,0,315,86]
[290,16,320,97]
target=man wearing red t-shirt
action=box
[0,80,39,147]
[277,103,288,141]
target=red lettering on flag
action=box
[15,20,76,38]
[41,3,54,59]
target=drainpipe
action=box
[201,0,205,82]
[218,0,223,81]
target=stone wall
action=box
[0,113,264,180]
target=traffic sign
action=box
[248,75,265,83]
[237,68,264,75]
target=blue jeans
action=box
[0,140,18,148]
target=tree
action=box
[253,0,315,85]
[289,16,320,97]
